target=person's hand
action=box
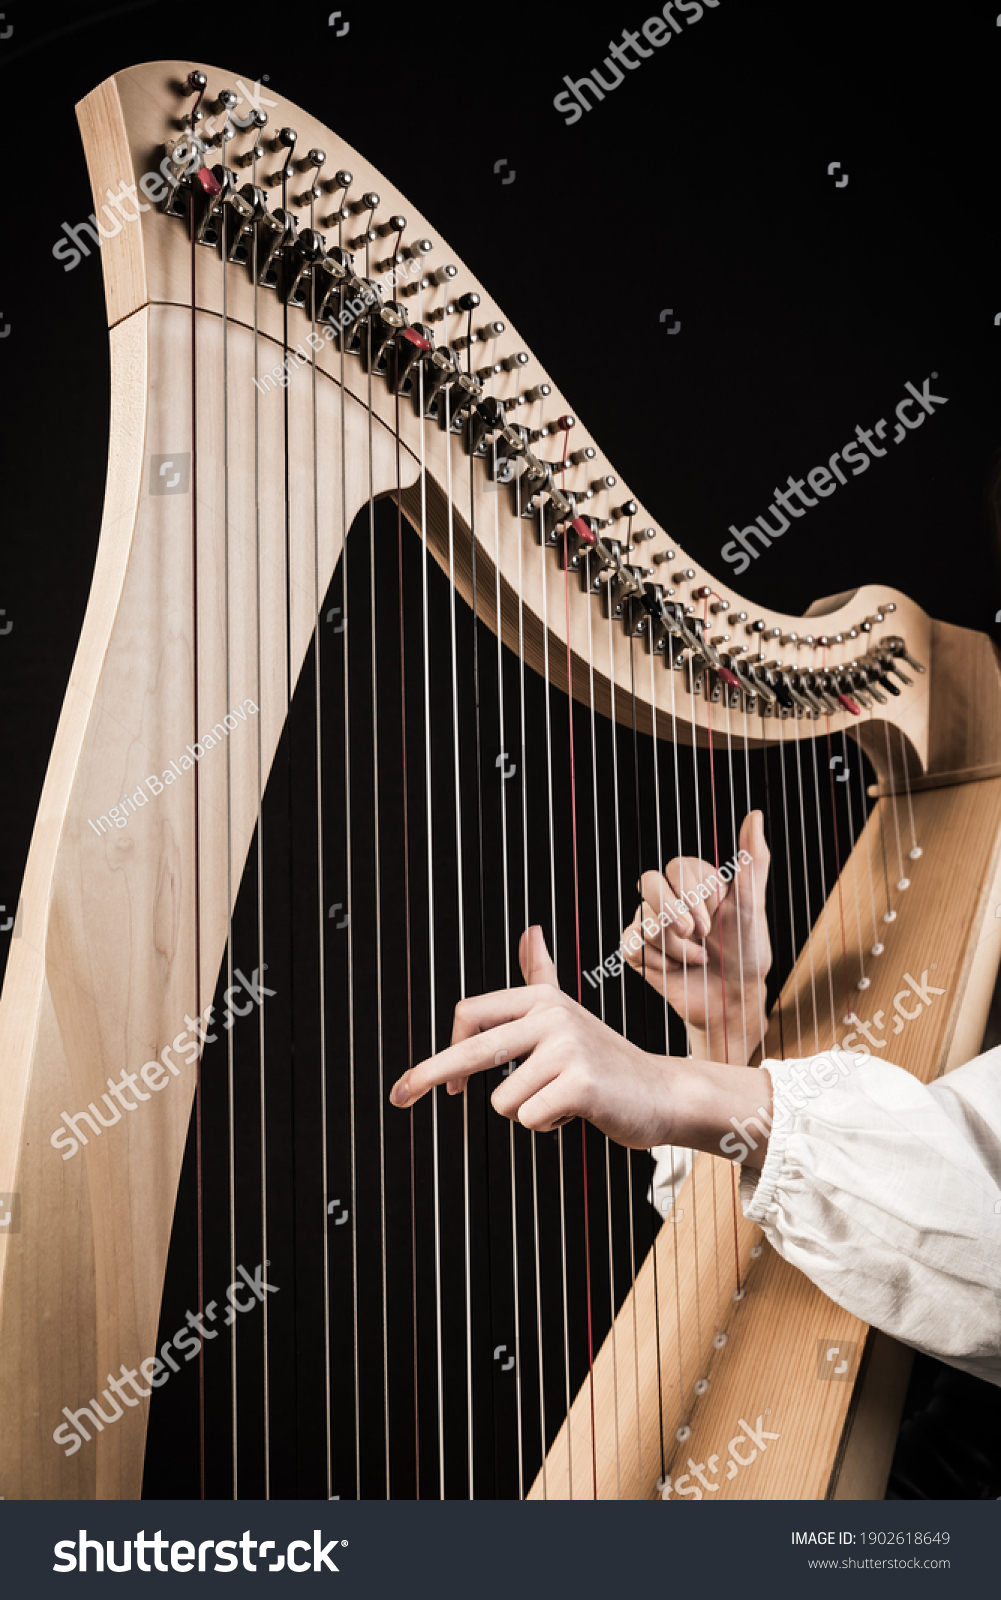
[387,925,772,1167]
[622,810,772,1063]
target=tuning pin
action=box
[293,148,326,206]
[652,548,677,565]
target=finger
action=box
[514,1074,582,1134]
[449,983,563,1046]
[637,872,696,939]
[392,1011,554,1108]
[624,919,707,970]
[738,809,770,911]
[630,900,708,965]
[662,856,721,935]
[519,925,560,988]
[489,1047,564,1121]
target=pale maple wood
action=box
[0,59,998,1501]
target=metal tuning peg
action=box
[393,324,433,392]
[224,182,257,262]
[255,205,294,288]
[313,244,353,321]
[294,148,326,208]
[283,228,324,307]
[422,345,458,417]
[193,165,234,246]
[367,301,408,371]
[467,394,505,457]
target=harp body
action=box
[1,60,999,1501]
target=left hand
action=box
[387,926,771,1167]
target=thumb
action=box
[738,809,770,909]
[519,925,560,988]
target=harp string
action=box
[561,512,597,1503]
[309,183,334,1502]
[807,733,839,1047]
[389,249,412,1505]
[187,180,207,1503]
[536,486,574,1501]
[251,142,272,1503]
[776,718,804,1056]
[839,725,870,994]
[279,158,303,1499]
[587,553,622,1500]
[514,467,548,1502]
[489,392,525,1500]
[332,204,361,1502]
[883,717,908,894]
[442,383,461,1498]
[220,134,238,1498]
[605,600,645,1487]
[666,644,698,1445]
[647,637,685,1472]
[415,304,433,1500]
[687,666,724,1345]
[627,625,666,1486]
[699,598,742,1293]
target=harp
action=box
[1,58,998,1503]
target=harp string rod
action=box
[807,734,839,1047]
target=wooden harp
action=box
[1,59,999,1503]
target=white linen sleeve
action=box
[739,1046,1001,1387]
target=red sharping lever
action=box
[197,167,222,197]
[718,667,741,688]
[838,693,862,715]
[402,328,431,351]
[570,517,595,545]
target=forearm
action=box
[667,1053,773,1171]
